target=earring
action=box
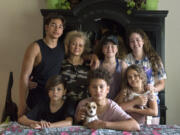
[62,95,67,100]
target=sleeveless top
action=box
[100,58,122,99]
[31,39,65,92]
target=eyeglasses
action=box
[49,23,64,29]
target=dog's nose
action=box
[90,110,93,113]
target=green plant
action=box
[125,0,146,14]
[46,0,71,9]
[58,0,71,9]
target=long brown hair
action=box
[122,65,147,99]
[124,65,147,89]
[127,28,162,76]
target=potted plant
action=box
[145,0,159,10]
[46,0,71,9]
[125,0,159,14]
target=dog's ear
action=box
[85,102,89,107]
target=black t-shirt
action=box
[26,100,71,123]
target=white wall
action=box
[159,0,180,124]
[0,0,45,120]
[0,0,180,124]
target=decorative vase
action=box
[46,0,59,9]
[145,0,159,10]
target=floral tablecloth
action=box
[0,122,180,135]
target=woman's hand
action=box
[90,54,100,70]
[28,76,38,90]
[86,120,106,129]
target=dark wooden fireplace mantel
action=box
[40,0,168,124]
[41,9,168,62]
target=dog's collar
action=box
[87,113,97,117]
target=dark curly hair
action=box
[45,75,66,93]
[88,68,112,86]
[127,28,162,76]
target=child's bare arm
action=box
[114,89,124,104]
[18,115,39,127]
[117,95,148,111]
[128,96,158,116]
[86,118,140,131]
